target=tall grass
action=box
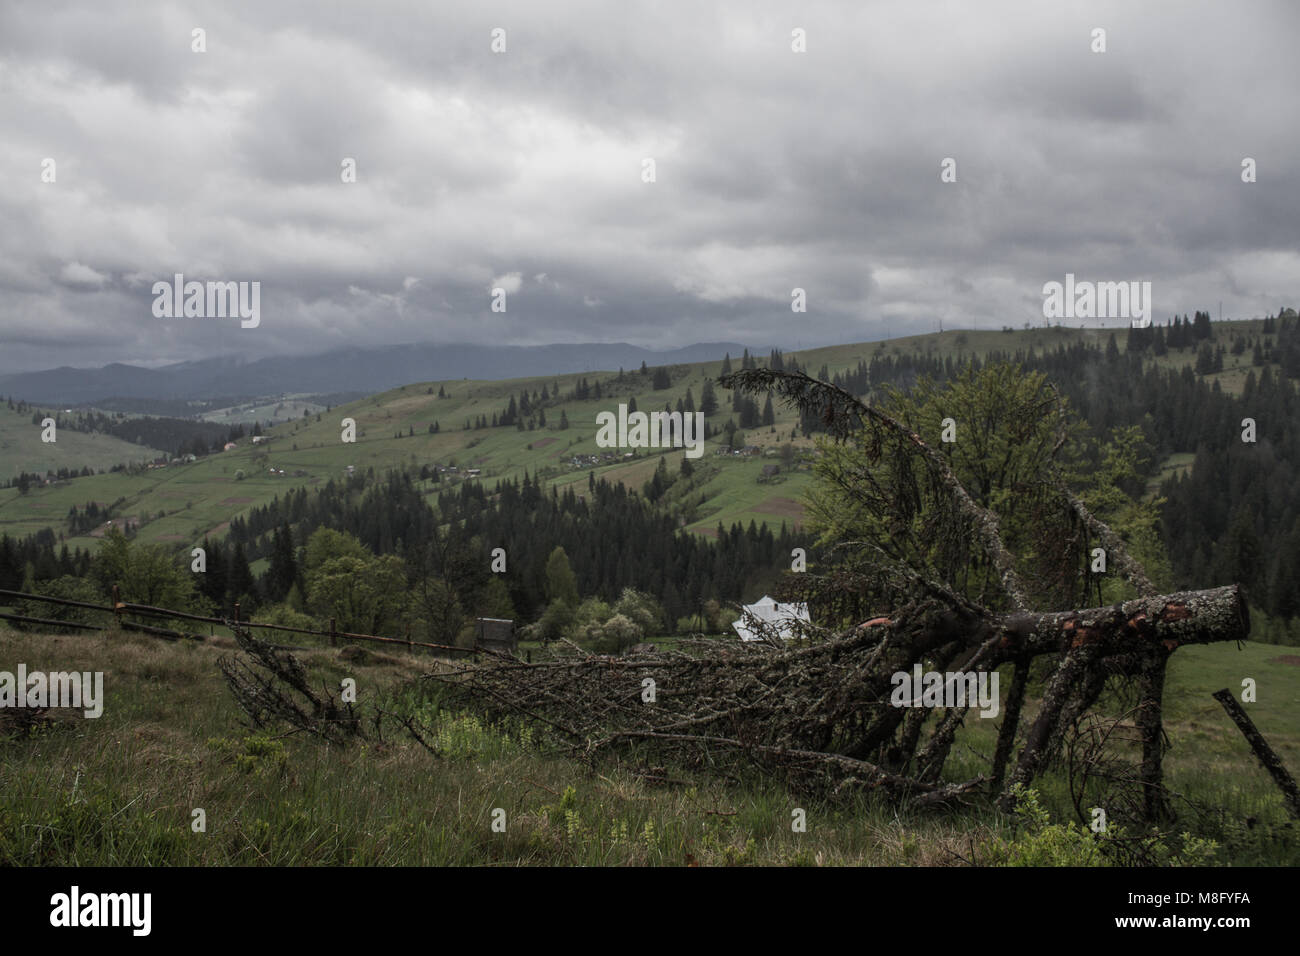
[1,628,1296,865]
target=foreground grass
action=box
[1,627,1296,865]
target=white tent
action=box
[732,595,810,642]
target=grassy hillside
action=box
[0,401,166,484]
[0,320,1275,551]
[199,395,328,427]
[0,361,819,549]
[1,624,1294,865]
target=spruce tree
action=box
[700,380,718,416]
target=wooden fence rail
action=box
[0,609,201,641]
[0,587,471,655]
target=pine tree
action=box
[1193,310,1212,340]
[228,542,258,612]
[1195,342,1215,375]
[264,524,300,603]
[645,456,670,502]
[700,380,718,416]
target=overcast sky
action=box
[0,0,1296,374]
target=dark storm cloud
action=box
[0,0,1296,374]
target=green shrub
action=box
[982,786,1108,866]
[981,786,1219,867]
[207,733,288,776]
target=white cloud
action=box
[57,262,108,289]
[490,272,523,295]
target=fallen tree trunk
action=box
[992,587,1246,810]
[989,586,1249,661]
[404,585,1250,810]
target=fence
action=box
[0,587,475,657]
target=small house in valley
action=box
[731,595,810,642]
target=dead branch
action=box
[217,621,361,744]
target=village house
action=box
[731,596,811,642]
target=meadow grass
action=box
[2,625,1295,866]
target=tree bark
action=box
[999,642,1102,808]
[994,586,1248,658]
[990,654,1030,791]
[1137,651,1171,822]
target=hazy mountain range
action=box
[0,342,752,407]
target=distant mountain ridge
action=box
[0,341,753,405]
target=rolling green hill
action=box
[0,402,167,485]
[0,359,817,549]
[0,319,1278,553]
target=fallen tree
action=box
[416,583,1247,811]
[221,364,1253,823]
[420,367,1251,817]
